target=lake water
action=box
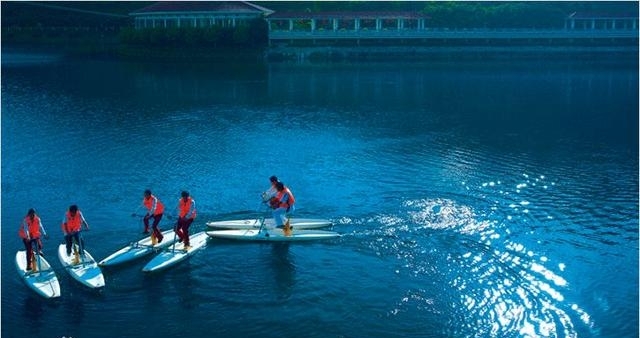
[1,50,638,338]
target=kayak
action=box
[206,218,332,230]
[98,229,177,267]
[206,229,341,242]
[142,231,209,273]
[15,251,61,299]
[57,244,105,289]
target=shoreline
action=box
[2,43,638,63]
[265,45,639,62]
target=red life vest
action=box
[62,211,82,233]
[143,195,165,215]
[19,215,42,239]
[276,187,295,209]
[178,197,196,219]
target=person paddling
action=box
[61,205,90,259]
[18,208,49,271]
[140,189,165,244]
[270,182,296,235]
[176,191,196,251]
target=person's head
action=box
[144,189,152,198]
[69,204,78,215]
[276,182,285,191]
[27,208,36,218]
[269,176,278,184]
[181,191,189,199]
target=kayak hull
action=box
[57,244,105,289]
[142,232,209,273]
[15,251,61,299]
[206,229,341,242]
[98,229,177,267]
[206,218,332,230]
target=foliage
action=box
[118,19,268,48]
[3,1,637,31]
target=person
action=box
[261,175,279,202]
[18,208,48,271]
[61,204,90,258]
[270,182,296,234]
[176,191,196,250]
[141,189,165,244]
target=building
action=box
[130,1,273,29]
[565,12,638,31]
[267,11,430,33]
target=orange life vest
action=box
[143,195,165,215]
[62,211,82,233]
[276,187,295,209]
[19,215,42,239]
[178,197,196,219]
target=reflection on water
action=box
[270,243,296,299]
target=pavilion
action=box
[129,1,273,29]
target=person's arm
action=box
[132,202,144,217]
[39,219,48,238]
[262,187,275,201]
[80,212,90,230]
[150,196,158,215]
[21,219,30,240]
[187,199,196,219]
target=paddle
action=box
[165,214,179,253]
[256,202,273,236]
[72,220,90,265]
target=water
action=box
[1,51,638,338]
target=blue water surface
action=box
[1,50,638,338]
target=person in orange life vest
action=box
[61,204,90,256]
[18,208,49,270]
[261,175,279,202]
[270,182,296,228]
[176,191,196,249]
[141,189,165,243]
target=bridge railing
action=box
[269,28,639,40]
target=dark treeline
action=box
[2,1,637,29]
[118,19,268,48]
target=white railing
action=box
[269,28,639,40]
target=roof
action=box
[267,11,430,20]
[130,1,274,16]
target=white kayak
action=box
[98,229,178,267]
[206,229,341,242]
[57,244,105,289]
[206,218,333,230]
[15,251,61,299]
[142,231,209,273]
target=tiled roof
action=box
[131,1,273,15]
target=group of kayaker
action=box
[18,175,296,270]
[18,204,90,271]
[133,189,197,249]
